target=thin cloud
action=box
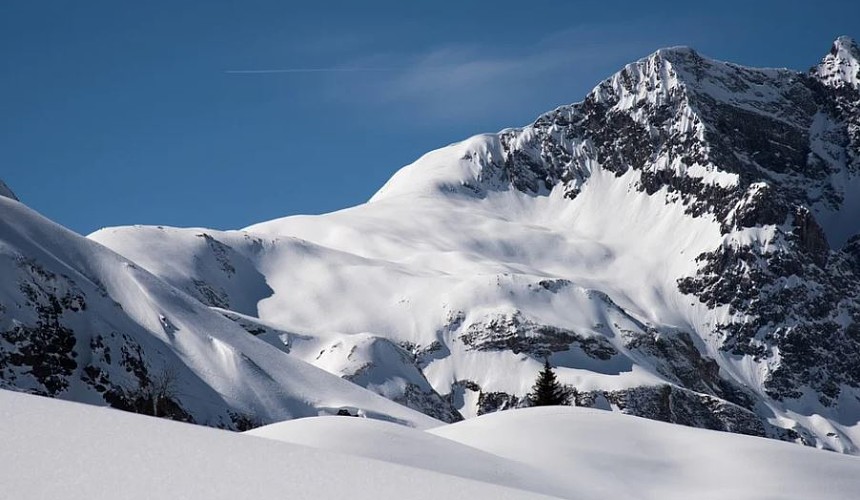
[324,39,648,124]
[244,22,704,126]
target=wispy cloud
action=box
[318,44,645,123]
[315,26,665,125]
[234,23,702,127]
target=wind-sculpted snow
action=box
[0,390,541,500]
[64,36,860,453]
[244,404,860,499]
[430,406,860,500]
[12,389,860,499]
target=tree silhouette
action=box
[528,358,567,406]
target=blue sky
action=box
[2,1,858,235]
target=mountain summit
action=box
[4,38,860,452]
[816,35,860,89]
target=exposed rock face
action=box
[461,311,617,360]
[0,255,193,422]
[577,386,767,438]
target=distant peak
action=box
[815,35,860,88]
[655,45,699,57]
[0,180,18,201]
[648,45,704,67]
[832,36,859,56]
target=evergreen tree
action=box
[527,358,567,406]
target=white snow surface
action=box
[0,389,545,500]
[5,386,860,500]
[430,406,860,500]
[249,405,860,500]
[92,166,719,403]
[247,414,569,498]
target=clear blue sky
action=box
[2,1,858,235]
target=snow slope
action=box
[0,194,438,429]
[430,406,860,500]
[247,415,570,498]
[0,389,543,500]
[249,405,860,500]
[91,185,707,419]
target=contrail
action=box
[224,68,392,74]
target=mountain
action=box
[4,389,859,499]
[0,190,438,429]
[4,37,860,452]
[86,36,860,451]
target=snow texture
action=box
[249,404,860,500]
[0,389,545,500]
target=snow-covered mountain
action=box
[4,36,860,453]
[0,192,438,429]
[86,36,860,451]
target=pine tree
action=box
[527,358,567,406]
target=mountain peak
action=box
[0,179,18,201]
[815,35,860,88]
[653,45,700,59]
[833,35,859,55]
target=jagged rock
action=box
[461,311,617,360]
[577,385,767,437]
[477,391,523,416]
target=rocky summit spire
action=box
[0,179,18,201]
[814,36,860,89]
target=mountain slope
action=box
[0,192,438,429]
[85,36,860,451]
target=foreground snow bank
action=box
[253,406,860,500]
[247,416,568,497]
[0,390,549,500]
[431,406,860,500]
[5,386,859,500]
